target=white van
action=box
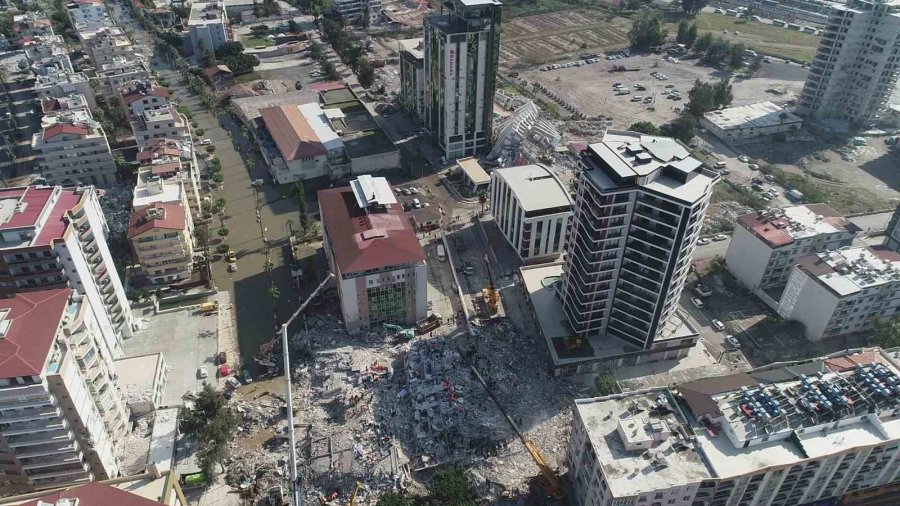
[413,198,421,208]
[714,161,727,170]
[436,244,447,262]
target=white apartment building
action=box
[128,204,193,282]
[188,2,230,57]
[66,0,110,30]
[0,186,134,357]
[557,131,718,349]
[0,289,128,495]
[332,0,382,23]
[700,101,803,142]
[41,95,89,116]
[32,110,117,186]
[726,205,859,299]
[490,164,572,263]
[422,0,502,159]
[83,27,136,68]
[22,36,71,73]
[796,0,900,126]
[778,246,900,340]
[119,82,171,118]
[569,348,900,506]
[319,176,428,332]
[131,107,191,150]
[136,138,203,218]
[34,70,95,109]
[98,57,150,96]
[12,13,54,38]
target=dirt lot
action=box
[501,10,631,67]
[519,55,806,128]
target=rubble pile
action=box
[116,413,154,475]
[120,383,153,407]
[703,201,753,235]
[98,184,135,238]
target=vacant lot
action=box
[501,10,631,67]
[519,55,804,127]
[691,13,821,62]
[241,35,273,48]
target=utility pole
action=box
[279,272,334,506]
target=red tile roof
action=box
[0,289,70,379]
[150,162,182,175]
[43,123,89,139]
[41,98,62,113]
[738,213,793,247]
[0,187,50,231]
[17,482,166,506]
[796,254,836,277]
[121,86,169,106]
[35,190,83,245]
[260,106,327,161]
[128,203,186,238]
[0,187,88,245]
[318,187,425,275]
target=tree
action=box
[288,19,298,32]
[429,467,477,504]
[702,37,732,67]
[628,11,667,50]
[357,59,376,89]
[194,226,210,248]
[376,493,414,506]
[676,20,691,45]
[595,374,620,395]
[215,197,226,210]
[873,316,900,349]
[728,43,747,69]
[662,114,698,144]
[477,192,488,216]
[264,260,275,272]
[686,23,698,48]
[694,32,714,53]
[628,121,660,135]
[216,243,230,254]
[217,41,245,58]
[267,284,281,302]
[681,0,709,16]
[291,182,306,213]
[713,79,733,108]
[179,383,238,478]
[206,145,216,153]
[686,79,717,116]
[218,227,230,237]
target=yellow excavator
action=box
[481,254,500,314]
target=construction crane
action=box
[481,253,499,314]
[469,366,565,500]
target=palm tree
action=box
[477,192,488,216]
[267,284,280,302]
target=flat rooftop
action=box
[574,391,713,497]
[703,101,802,131]
[456,157,490,186]
[189,1,225,23]
[737,204,859,248]
[113,354,163,392]
[797,246,900,296]
[398,38,424,59]
[583,131,717,204]
[492,164,571,213]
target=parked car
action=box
[400,188,410,196]
[738,155,749,162]
[691,297,704,309]
[764,174,776,182]
[748,163,760,170]
[697,237,711,245]
[241,369,253,384]
[711,319,726,332]
[198,365,209,379]
[251,179,264,187]
[408,187,419,194]
[726,335,742,348]
[713,234,728,241]
[199,139,211,145]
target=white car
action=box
[691,297,704,309]
[199,139,211,145]
[408,187,419,194]
[726,335,742,348]
[748,163,760,170]
[251,179,264,187]
[711,319,726,332]
[738,155,749,162]
[198,365,209,379]
[713,234,729,241]
[697,237,711,245]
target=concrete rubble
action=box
[227,311,579,504]
[98,183,135,239]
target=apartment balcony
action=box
[613,298,654,319]
[14,441,78,459]
[19,452,83,470]
[0,407,61,424]
[621,261,664,284]
[626,240,669,264]
[0,418,67,437]
[623,250,667,274]
[631,217,676,240]
[7,428,73,448]
[28,462,90,481]
[633,206,679,228]
[636,196,682,217]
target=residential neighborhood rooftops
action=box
[796,246,900,296]
[0,289,70,379]
[737,205,860,248]
[128,203,186,238]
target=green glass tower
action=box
[422,0,501,160]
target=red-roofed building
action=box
[0,185,133,359]
[259,103,346,184]
[0,289,128,495]
[319,176,427,331]
[134,138,203,218]
[128,204,193,282]
[1,473,187,505]
[725,204,859,296]
[31,113,117,186]
[201,64,234,91]
[118,82,171,119]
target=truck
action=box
[785,189,805,202]
[436,244,447,262]
[415,313,443,334]
[198,301,219,315]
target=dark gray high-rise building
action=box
[422,0,501,159]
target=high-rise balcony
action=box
[28,462,90,480]
[626,240,669,264]
[0,407,61,424]
[32,474,92,491]
[15,441,79,459]
[7,428,73,448]
[0,418,67,437]
[633,206,679,228]
[19,452,83,470]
